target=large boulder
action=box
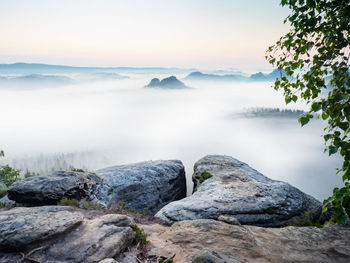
[143,219,350,263]
[0,206,83,251]
[0,206,135,263]
[7,171,102,205]
[95,160,186,215]
[156,155,321,226]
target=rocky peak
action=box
[145,76,189,89]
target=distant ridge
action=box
[0,63,195,74]
[184,69,287,82]
[0,74,74,86]
[184,71,248,81]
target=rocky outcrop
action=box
[7,160,186,215]
[156,155,321,226]
[0,206,349,263]
[145,76,189,89]
[7,171,102,205]
[143,219,350,263]
[95,160,186,214]
[0,206,135,263]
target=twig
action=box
[17,246,45,263]
[164,254,176,263]
[135,255,143,263]
[25,257,41,263]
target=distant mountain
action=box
[0,63,194,74]
[184,69,287,82]
[0,74,74,86]
[145,76,189,89]
[184,71,248,81]
[249,69,286,81]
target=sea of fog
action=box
[0,72,343,200]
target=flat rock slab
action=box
[143,219,350,263]
[8,171,102,205]
[156,155,321,226]
[0,206,83,250]
[0,207,136,263]
[95,160,186,215]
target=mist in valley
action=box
[0,70,343,200]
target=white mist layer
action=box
[0,74,343,200]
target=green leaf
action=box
[298,116,310,126]
[322,112,328,120]
[329,146,338,156]
[311,102,321,112]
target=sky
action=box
[0,0,290,69]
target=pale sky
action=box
[0,0,290,69]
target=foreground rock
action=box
[95,160,186,214]
[0,206,82,251]
[8,171,102,205]
[0,206,135,263]
[143,219,350,263]
[156,155,320,226]
[47,214,135,263]
[1,206,349,263]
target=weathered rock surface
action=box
[99,259,118,263]
[217,215,240,225]
[8,171,102,205]
[47,214,135,263]
[0,206,135,263]
[95,160,186,214]
[142,219,350,263]
[185,249,244,263]
[0,195,11,204]
[156,155,321,226]
[0,206,83,251]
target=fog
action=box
[0,72,343,200]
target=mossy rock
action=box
[199,171,213,184]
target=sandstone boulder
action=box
[95,160,186,214]
[0,206,83,251]
[156,155,320,226]
[7,171,102,205]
